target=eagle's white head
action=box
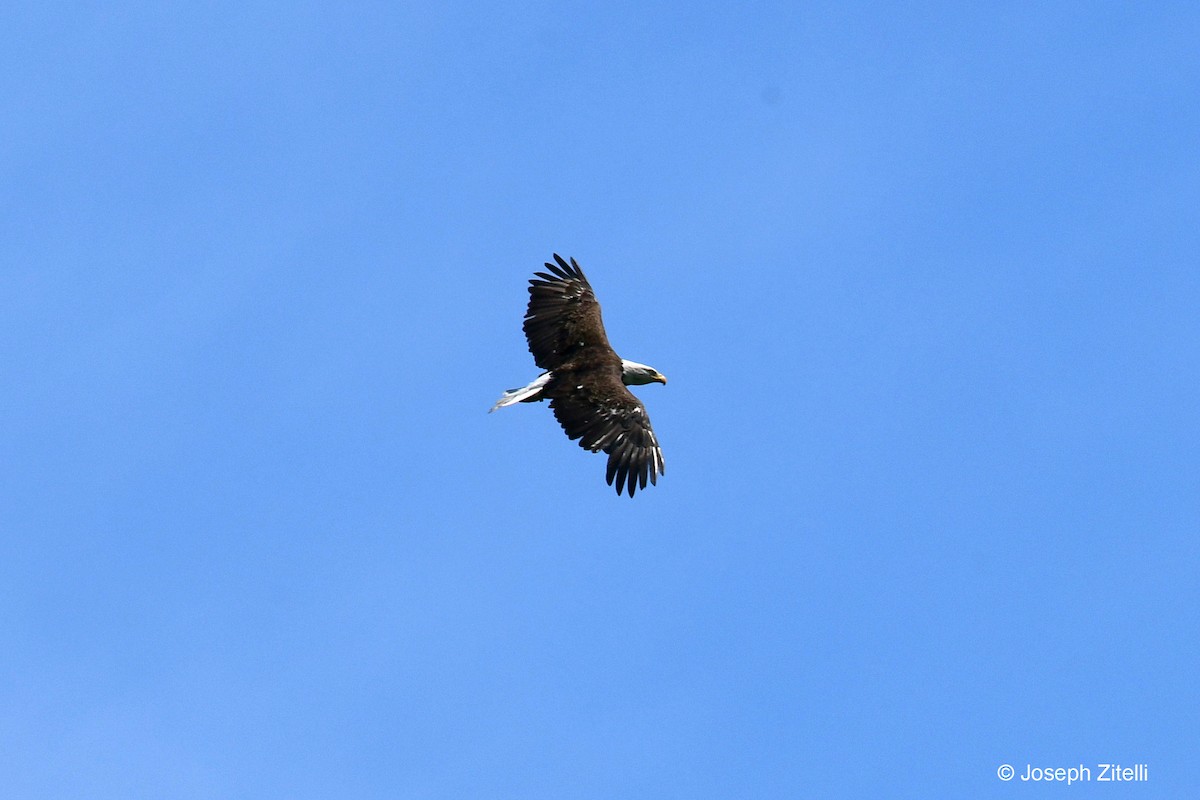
[620,359,668,386]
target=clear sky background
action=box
[2,3,1197,798]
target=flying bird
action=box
[491,254,667,497]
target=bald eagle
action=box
[491,254,667,497]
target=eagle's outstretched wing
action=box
[547,375,665,497]
[523,254,614,372]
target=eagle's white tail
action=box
[489,372,551,412]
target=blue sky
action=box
[2,2,1197,797]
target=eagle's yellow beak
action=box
[655,373,668,385]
